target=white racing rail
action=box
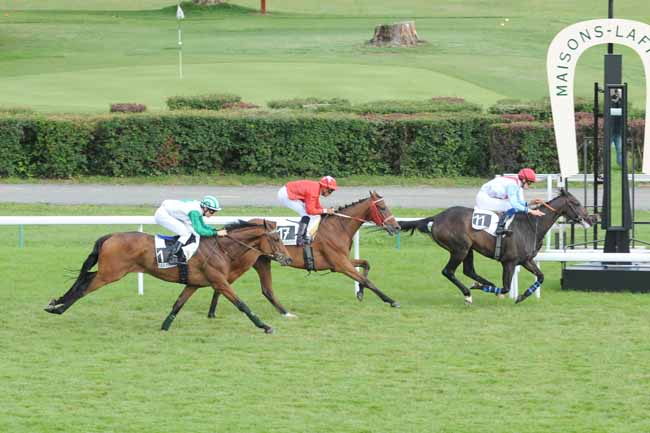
[0,215,414,296]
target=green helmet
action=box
[200,195,221,211]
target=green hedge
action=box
[0,116,92,177]
[1,111,644,179]
[267,97,350,110]
[166,94,241,111]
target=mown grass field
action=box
[1,0,648,112]
[1,203,650,432]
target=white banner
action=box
[547,19,650,177]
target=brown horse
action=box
[207,191,401,319]
[399,189,594,304]
[45,219,292,334]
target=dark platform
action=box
[562,263,650,292]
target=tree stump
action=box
[368,21,421,46]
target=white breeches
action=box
[278,186,307,216]
[277,186,319,232]
[475,190,512,212]
[154,207,195,244]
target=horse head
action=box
[256,219,293,266]
[549,189,594,228]
[227,219,292,266]
[368,191,400,235]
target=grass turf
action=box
[1,1,649,113]
[1,203,650,432]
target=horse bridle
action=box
[332,197,396,228]
[539,199,587,226]
[213,230,281,261]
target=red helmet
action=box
[319,175,337,190]
[518,168,537,183]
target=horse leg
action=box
[462,250,500,295]
[161,285,199,331]
[499,261,517,298]
[515,259,544,304]
[350,259,370,301]
[442,254,473,305]
[45,235,112,314]
[336,261,399,308]
[214,279,274,334]
[255,256,295,318]
[207,290,221,319]
[46,253,132,317]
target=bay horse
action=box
[399,189,593,304]
[207,191,401,319]
[45,219,292,334]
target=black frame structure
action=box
[560,0,650,291]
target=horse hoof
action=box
[497,294,505,299]
[515,295,524,304]
[390,301,400,308]
[283,312,298,319]
[464,296,473,305]
[264,327,275,334]
[207,313,215,319]
[356,291,364,301]
[44,303,64,314]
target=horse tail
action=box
[72,234,111,291]
[399,217,435,235]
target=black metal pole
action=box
[593,82,600,248]
[608,0,614,54]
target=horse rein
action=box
[332,198,396,227]
[540,202,557,213]
[537,198,586,226]
[207,231,275,263]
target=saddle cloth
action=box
[155,234,200,269]
[471,207,514,237]
[275,216,321,246]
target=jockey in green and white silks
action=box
[154,195,224,261]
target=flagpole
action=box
[177,2,184,79]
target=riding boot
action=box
[167,240,183,264]
[303,238,315,271]
[495,213,512,236]
[175,247,187,264]
[296,216,310,246]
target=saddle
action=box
[472,208,514,260]
[471,208,514,237]
[154,234,199,269]
[274,216,321,246]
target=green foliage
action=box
[0,117,29,177]
[2,109,643,179]
[488,99,551,121]
[110,103,147,113]
[166,94,242,111]
[267,97,351,110]
[0,106,34,115]
[334,99,482,115]
[90,115,176,176]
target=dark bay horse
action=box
[399,189,593,304]
[207,191,401,319]
[45,219,292,334]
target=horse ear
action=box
[559,188,567,196]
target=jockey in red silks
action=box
[475,168,545,235]
[277,176,337,246]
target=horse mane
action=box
[224,220,264,231]
[336,197,369,212]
